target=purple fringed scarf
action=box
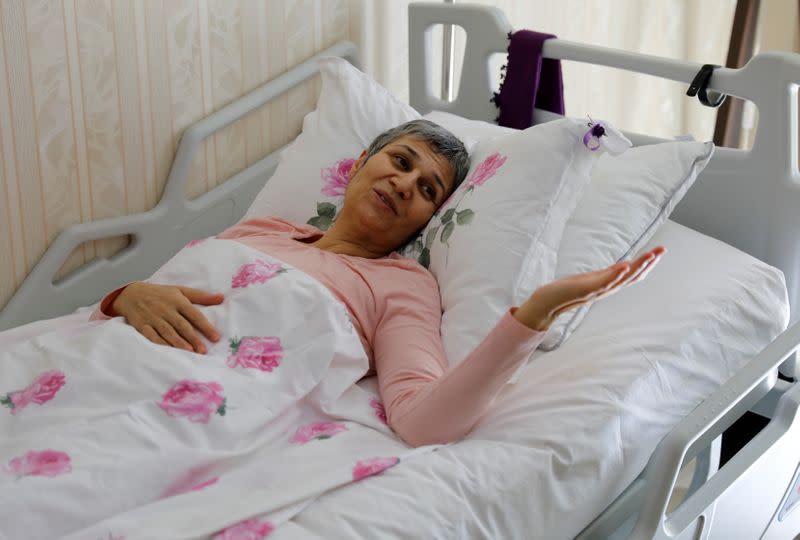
[491,30,565,129]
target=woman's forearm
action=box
[384,310,546,447]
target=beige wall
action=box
[0,0,351,310]
[758,0,799,53]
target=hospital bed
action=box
[1,2,800,539]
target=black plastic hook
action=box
[686,64,727,108]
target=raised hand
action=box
[111,282,224,353]
[514,246,667,331]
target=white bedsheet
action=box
[268,219,790,540]
[0,221,788,539]
[0,240,431,540]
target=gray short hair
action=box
[365,119,469,194]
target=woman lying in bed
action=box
[95,120,665,447]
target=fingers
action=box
[178,286,225,306]
[628,255,661,285]
[622,247,666,286]
[135,313,211,354]
[165,312,208,354]
[179,304,221,344]
[553,264,630,317]
[140,324,168,346]
[599,246,666,299]
[152,318,195,352]
[546,246,667,322]
[618,253,655,287]
[121,283,223,354]
[602,262,631,290]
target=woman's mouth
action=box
[373,189,397,214]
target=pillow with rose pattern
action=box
[242,57,631,367]
[401,118,630,366]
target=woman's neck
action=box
[307,223,385,259]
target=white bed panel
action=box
[268,219,789,540]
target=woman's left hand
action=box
[514,246,667,331]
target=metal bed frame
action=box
[2,2,800,539]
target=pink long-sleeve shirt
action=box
[93,217,545,447]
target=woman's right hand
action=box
[111,282,224,354]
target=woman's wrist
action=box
[511,297,552,332]
[107,282,140,317]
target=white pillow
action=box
[242,60,634,367]
[422,110,516,152]
[541,139,715,349]
[243,57,420,225]
[424,110,715,351]
[402,118,630,366]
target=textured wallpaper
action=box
[0,0,350,309]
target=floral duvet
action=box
[0,239,425,540]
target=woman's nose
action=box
[390,173,416,199]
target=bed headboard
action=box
[409,2,800,326]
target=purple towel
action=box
[492,30,565,129]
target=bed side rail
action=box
[0,42,359,332]
[630,320,800,539]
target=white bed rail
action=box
[631,320,800,539]
[0,42,359,332]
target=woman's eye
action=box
[422,184,436,200]
[395,155,409,170]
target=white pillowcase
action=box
[242,58,635,367]
[402,118,630,365]
[243,57,420,225]
[541,139,715,349]
[426,110,715,351]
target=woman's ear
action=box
[349,150,368,179]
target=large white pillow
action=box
[425,110,715,351]
[243,57,420,225]
[541,139,715,349]
[242,59,632,368]
[401,118,630,365]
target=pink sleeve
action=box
[374,272,545,448]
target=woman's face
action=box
[340,135,455,253]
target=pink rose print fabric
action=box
[227,336,283,372]
[5,450,71,478]
[231,260,286,289]
[369,397,387,425]
[352,456,400,481]
[413,152,508,268]
[2,370,66,415]
[308,157,357,230]
[289,421,348,444]
[466,151,507,189]
[213,518,274,540]
[158,380,227,424]
[320,158,356,197]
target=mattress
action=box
[269,219,789,540]
[0,219,788,539]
